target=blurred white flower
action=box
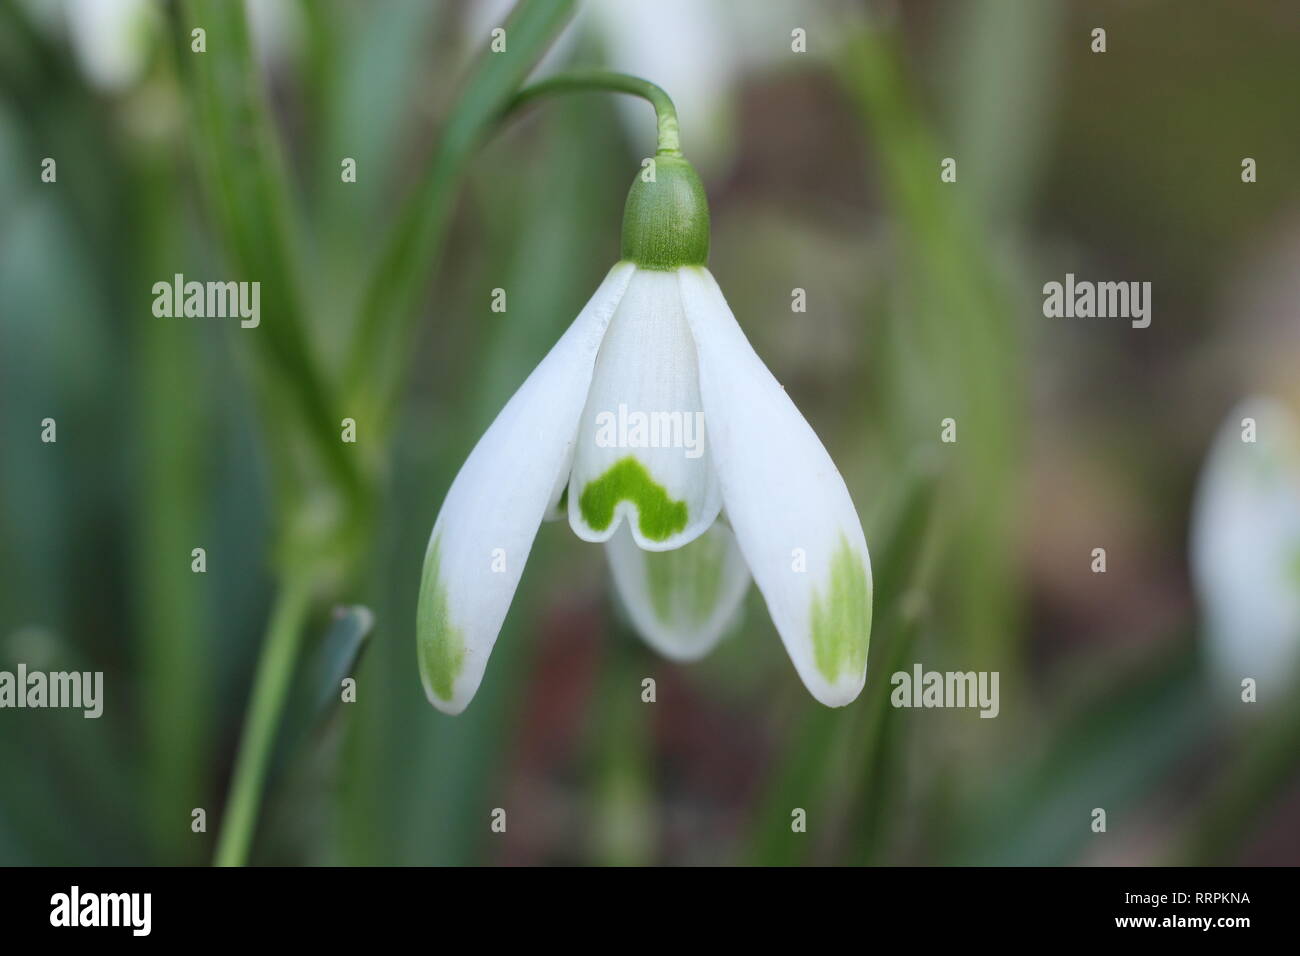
[63,0,158,93]
[244,0,303,72]
[49,0,296,94]
[1190,398,1300,704]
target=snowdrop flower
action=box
[1191,398,1300,704]
[417,76,871,714]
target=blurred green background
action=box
[2,0,1298,865]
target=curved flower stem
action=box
[506,71,682,156]
[213,571,314,866]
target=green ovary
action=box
[809,536,872,683]
[417,535,465,703]
[578,457,688,542]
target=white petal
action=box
[418,263,635,714]
[606,519,750,661]
[1191,397,1300,702]
[568,268,722,551]
[678,266,872,706]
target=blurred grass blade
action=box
[941,0,1066,226]
[945,643,1207,865]
[344,0,577,430]
[850,602,925,863]
[272,604,375,780]
[1174,663,1300,864]
[130,149,214,864]
[589,617,654,866]
[178,0,358,499]
[308,0,446,306]
[303,605,375,726]
[839,24,1022,675]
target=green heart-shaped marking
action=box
[579,457,688,542]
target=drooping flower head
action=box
[418,77,872,714]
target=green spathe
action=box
[417,535,466,703]
[620,155,710,270]
[579,456,688,541]
[809,537,872,683]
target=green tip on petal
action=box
[417,535,465,704]
[810,536,872,684]
[620,155,710,271]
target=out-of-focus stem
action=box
[214,572,314,866]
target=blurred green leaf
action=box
[945,642,1207,865]
[179,0,359,502]
[344,0,577,432]
[840,24,1022,678]
[304,605,375,722]
[1174,662,1300,864]
[271,604,374,783]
